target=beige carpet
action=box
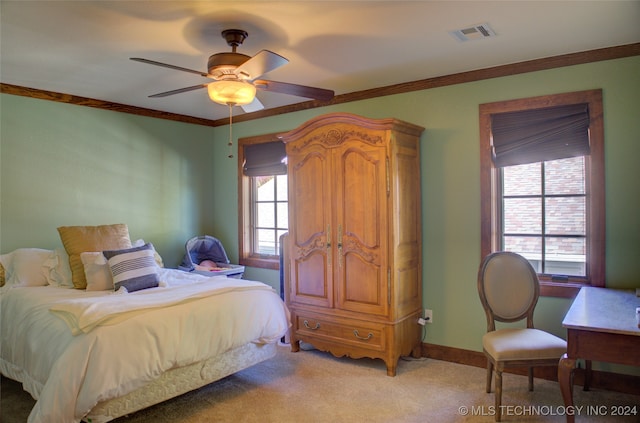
[2,343,638,423]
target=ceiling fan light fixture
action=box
[207,80,256,106]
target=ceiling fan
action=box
[131,29,334,113]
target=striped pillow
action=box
[103,243,159,292]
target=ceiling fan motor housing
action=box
[207,30,252,79]
[207,52,251,79]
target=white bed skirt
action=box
[85,342,278,423]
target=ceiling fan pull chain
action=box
[228,103,234,158]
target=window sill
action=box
[239,256,280,271]
[539,281,583,298]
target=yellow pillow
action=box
[0,262,5,287]
[58,224,132,289]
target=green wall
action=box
[0,95,216,266]
[2,56,639,370]
[207,56,640,360]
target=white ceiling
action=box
[1,1,639,121]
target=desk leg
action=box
[584,360,592,391]
[558,354,576,423]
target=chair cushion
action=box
[483,328,567,361]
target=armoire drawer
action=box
[294,314,385,350]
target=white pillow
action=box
[48,249,73,287]
[4,248,56,287]
[81,252,114,291]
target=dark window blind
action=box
[243,141,287,176]
[491,104,590,167]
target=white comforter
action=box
[0,268,290,423]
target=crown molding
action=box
[2,43,639,127]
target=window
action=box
[479,90,604,297]
[502,157,586,277]
[238,133,288,270]
[252,174,288,256]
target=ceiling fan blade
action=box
[235,50,288,80]
[241,97,264,113]
[254,79,334,101]
[130,57,212,78]
[148,84,209,98]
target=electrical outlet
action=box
[424,309,433,323]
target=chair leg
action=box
[495,369,503,422]
[528,367,534,391]
[486,361,493,393]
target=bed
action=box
[0,227,290,423]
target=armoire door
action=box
[333,141,389,317]
[287,141,334,308]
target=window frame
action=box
[479,89,605,297]
[237,132,285,270]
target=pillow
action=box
[49,249,73,287]
[58,224,132,289]
[132,239,164,268]
[81,243,162,291]
[103,243,159,293]
[0,249,73,288]
[1,248,56,287]
[81,252,114,291]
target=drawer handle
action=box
[303,320,320,330]
[353,330,373,340]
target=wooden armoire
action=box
[280,113,424,376]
